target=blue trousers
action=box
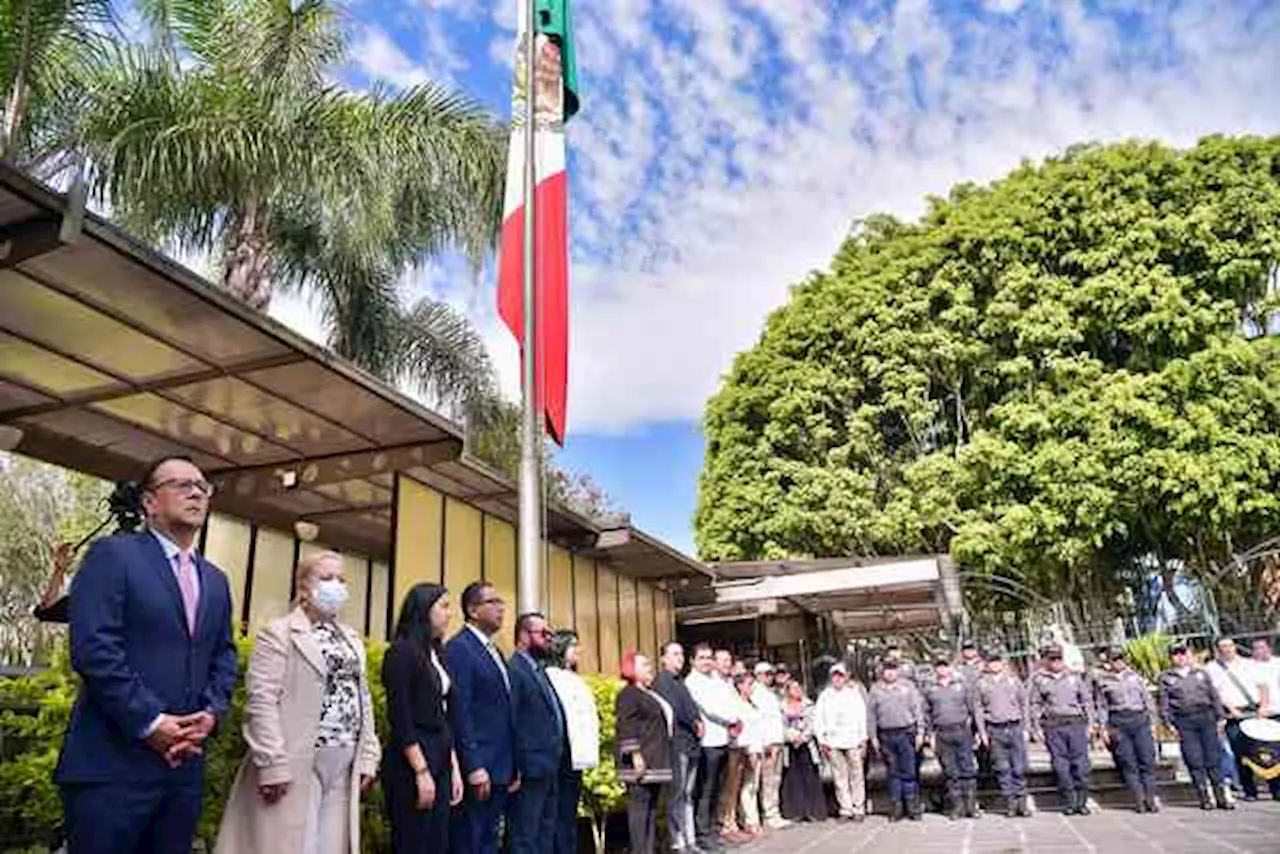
[1108,712,1156,798]
[1044,722,1090,799]
[450,785,509,854]
[935,726,977,793]
[1172,710,1224,794]
[62,779,203,854]
[988,723,1028,798]
[510,774,559,854]
[879,728,919,801]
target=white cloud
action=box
[541,0,1280,434]
[349,25,432,88]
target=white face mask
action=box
[311,578,349,616]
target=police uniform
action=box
[1158,643,1233,810]
[1094,649,1158,812]
[924,660,984,819]
[867,663,925,821]
[1029,645,1095,815]
[975,651,1031,817]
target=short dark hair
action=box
[692,642,713,656]
[514,611,546,641]
[460,581,492,619]
[139,455,197,490]
[713,647,732,658]
[660,640,683,657]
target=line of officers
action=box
[866,639,1236,820]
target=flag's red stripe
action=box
[497,170,569,444]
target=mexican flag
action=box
[496,0,580,446]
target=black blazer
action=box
[616,684,673,784]
[509,650,566,781]
[382,639,450,752]
[654,671,701,757]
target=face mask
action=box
[311,578,349,616]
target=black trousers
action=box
[627,782,663,854]
[554,768,581,854]
[694,745,727,846]
[1107,712,1156,798]
[935,725,977,798]
[1173,710,1224,793]
[385,734,452,854]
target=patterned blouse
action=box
[313,620,362,748]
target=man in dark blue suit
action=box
[447,582,516,854]
[55,456,238,854]
[508,612,567,854]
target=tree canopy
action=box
[696,136,1280,616]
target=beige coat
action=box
[214,609,380,854]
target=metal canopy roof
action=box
[676,556,959,638]
[0,163,709,582]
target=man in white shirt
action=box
[750,663,789,830]
[1251,638,1280,714]
[685,644,742,852]
[814,662,869,821]
[1209,637,1276,800]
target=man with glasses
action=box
[447,582,516,854]
[55,456,238,854]
[508,612,567,854]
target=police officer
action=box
[1094,647,1158,812]
[976,649,1030,817]
[868,659,925,821]
[1029,643,1095,815]
[880,645,919,686]
[1158,641,1234,811]
[925,654,984,819]
[956,642,985,686]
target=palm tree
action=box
[0,0,112,163]
[43,0,508,415]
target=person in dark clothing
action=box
[617,651,674,854]
[654,641,702,853]
[507,612,568,854]
[382,584,463,853]
[779,681,827,822]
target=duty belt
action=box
[988,720,1023,728]
[1108,709,1148,720]
[1045,714,1088,727]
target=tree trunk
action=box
[222,202,273,310]
[2,1,34,161]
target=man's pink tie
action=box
[176,551,198,634]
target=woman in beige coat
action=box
[215,551,380,854]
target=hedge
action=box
[0,638,626,854]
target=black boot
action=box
[1077,790,1091,816]
[964,780,979,818]
[1062,791,1078,815]
[1216,784,1236,810]
[1197,784,1215,810]
[1134,789,1147,813]
[907,793,924,821]
[1006,796,1019,818]
[947,784,963,820]
[890,799,905,822]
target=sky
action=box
[266,0,1280,557]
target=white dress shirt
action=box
[1209,656,1263,710]
[685,670,741,748]
[750,681,785,746]
[814,683,869,749]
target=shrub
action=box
[0,639,626,854]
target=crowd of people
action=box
[42,453,1280,854]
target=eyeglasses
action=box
[150,478,215,498]
[479,596,505,607]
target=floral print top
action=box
[313,620,362,748]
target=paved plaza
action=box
[735,802,1280,854]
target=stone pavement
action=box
[734,802,1280,854]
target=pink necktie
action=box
[176,552,198,634]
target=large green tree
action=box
[697,136,1280,617]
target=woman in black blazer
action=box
[382,583,463,852]
[616,651,674,854]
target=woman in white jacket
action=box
[546,630,599,854]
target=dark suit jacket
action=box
[55,531,238,783]
[508,650,566,781]
[616,684,673,783]
[654,670,702,757]
[383,639,450,750]
[445,627,515,785]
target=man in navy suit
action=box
[55,456,238,854]
[447,582,516,854]
[508,612,567,854]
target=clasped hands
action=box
[145,711,215,768]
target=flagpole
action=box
[517,0,543,616]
